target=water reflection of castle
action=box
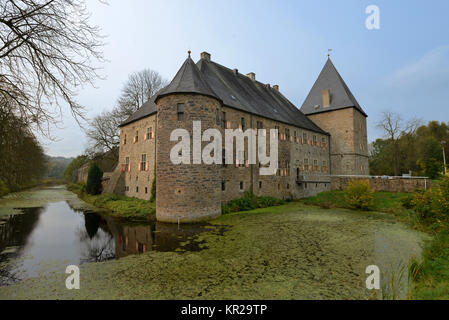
[100,216,212,259]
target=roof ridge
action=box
[300,58,367,117]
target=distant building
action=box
[107,51,369,222]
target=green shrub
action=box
[344,180,374,210]
[222,191,284,214]
[434,177,449,215]
[410,189,435,221]
[400,194,415,209]
[150,169,156,202]
[86,163,103,195]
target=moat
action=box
[0,185,428,299]
[0,186,219,286]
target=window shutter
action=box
[146,161,149,171]
[245,160,249,168]
[226,121,231,129]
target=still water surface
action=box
[0,195,219,286]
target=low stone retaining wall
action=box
[331,175,431,193]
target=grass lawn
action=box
[302,190,409,213]
[67,183,155,221]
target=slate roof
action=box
[300,58,367,117]
[155,56,220,103]
[120,53,328,134]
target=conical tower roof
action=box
[155,53,220,102]
[300,58,367,117]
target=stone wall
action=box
[331,176,431,193]
[220,106,331,201]
[116,94,333,223]
[307,107,369,176]
[118,114,157,200]
[156,94,222,223]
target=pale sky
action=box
[41,0,449,157]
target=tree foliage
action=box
[370,120,448,179]
[64,155,89,182]
[0,98,46,190]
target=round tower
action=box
[155,53,223,223]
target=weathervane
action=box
[327,49,332,58]
[188,50,191,58]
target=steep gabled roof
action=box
[196,58,325,133]
[120,53,328,134]
[155,55,220,103]
[300,58,367,117]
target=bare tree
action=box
[377,111,422,176]
[116,69,167,118]
[85,110,121,154]
[0,0,106,135]
[85,68,166,154]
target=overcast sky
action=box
[41,0,449,157]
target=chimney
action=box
[233,68,238,75]
[273,85,279,91]
[246,72,255,80]
[322,89,330,107]
[201,52,211,61]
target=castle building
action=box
[111,51,368,223]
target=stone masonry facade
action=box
[117,96,331,222]
[307,107,369,176]
[108,52,370,223]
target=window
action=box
[287,184,290,189]
[222,180,226,191]
[238,150,245,167]
[136,186,139,193]
[145,187,148,194]
[125,157,130,172]
[296,168,300,180]
[240,181,244,190]
[259,181,262,189]
[313,135,317,146]
[285,128,290,141]
[216,109,220,126]
[241,117,245,131]
[134,131,139,143]
[304,158,309,171]
[123,134,127,145]
[286,161,290,176]
[256,121,263,129]
[275,126,280,139]
[222,112,226,129]
[303,132,308,144]
[146,127,153,140]
[177,103,185,121]
[140,154,147,171]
